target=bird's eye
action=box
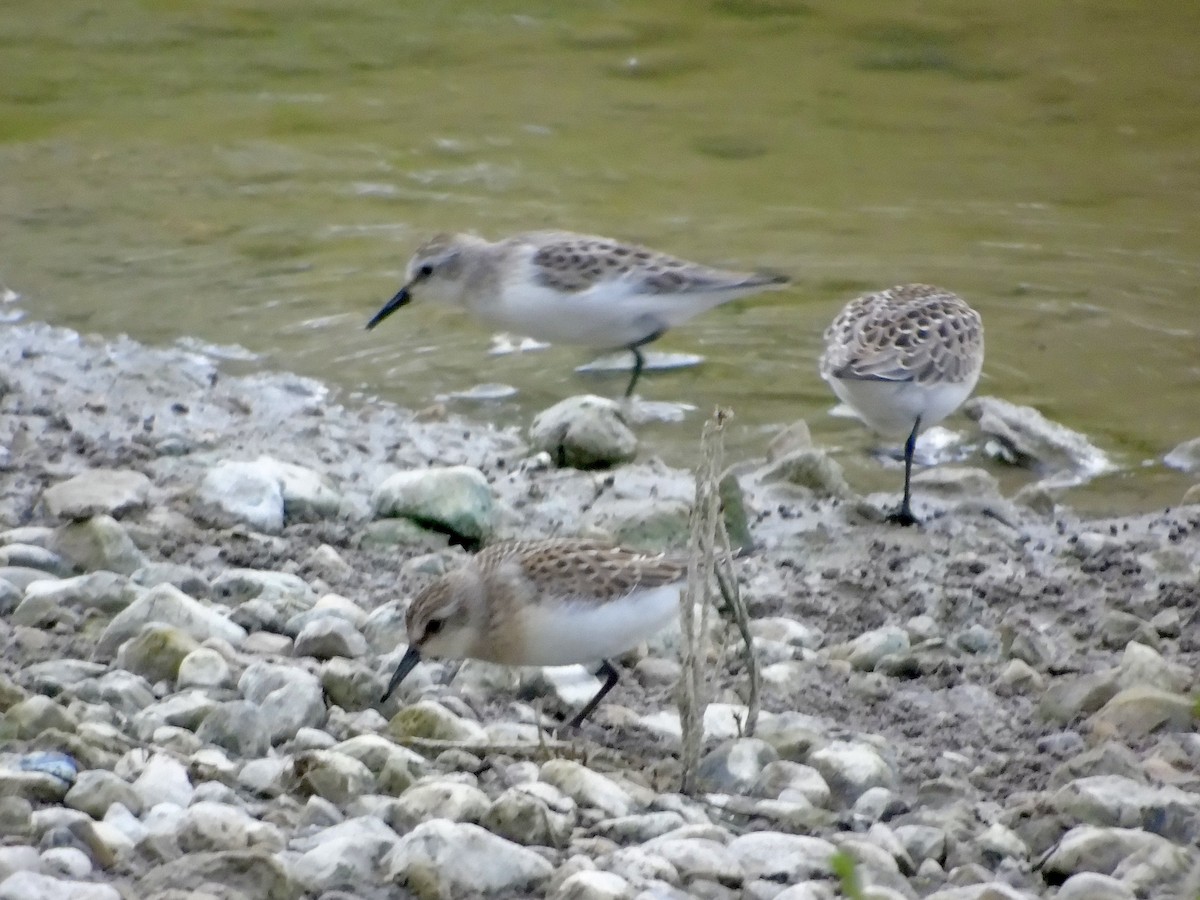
[417,263,434,279]
[425,618,444,637]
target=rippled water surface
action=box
[2,0,1198,512]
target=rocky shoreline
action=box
[0,319,1197,900]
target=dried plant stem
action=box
[679,407,742,793]
[715,526,758,737]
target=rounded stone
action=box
[238,663,327,744]
[18,572,137,617]
[177,801,283,853]
[1164,436,1200,473]
[1050,774,1200,841]
[286,816,402,894]
[1088,686,1193,737]
[750,617,824,651]
[194,701,272,758]
[0,872,121,900]
[554,870,634,900]
[963,396,1111,481]
[291,751,376,807]
[131,562,211,598]
[1039,670,1122,724]
[383,819,554,896]
[212,568,314,609]
[116,624,200,684]
[0,846,42,882]
[63,770,141,819]
[197,460,285,534]
[293,617,369,661]
[727,831,839,883]
[320,657,380,712]
[371,465,494,544]
[0,579,21,616]
[0,797,33,839]
[255,456,343,521]
[760,447,852,498]
[176,647,233,689]
[391,779,491,832]
[808,740,896,806]
[127,848,295,898]
[11,591,81,629]
[1055,871,1136,900]
[976,822,1028,863]
[387,700,486,745]
[0,545,68,576]
[697,738,780,794]
[750,761,831,807]
[482,783,576,848]
[851,786,907,825]
[42,469,151,521]
[52,515,147,575]
[38,846,92,879]
[131,755,194,809]
[539,759,636,819]
[641,836,742,885]
[529,395,638,470]
[954,623,999,654]
[95,583,247,658]
[1039,824,1176,880]
[1116,641,1191,692]
[5,696,77,739]
[845,626,910,671]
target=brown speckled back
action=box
[520,231,785,296]
[476,537,686,605]
[820,283,983,385]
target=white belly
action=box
[826,374,977,436]
[477,280,746,348]
[516,583,682,666]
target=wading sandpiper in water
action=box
[367,230,788,398]
[820,283,984,526]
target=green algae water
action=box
[1,0,1197,512]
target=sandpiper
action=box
[381,538,686,727]
[366,230,789,397]
[819,283,984,526]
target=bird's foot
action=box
[886,506,921,527]
[543,718,585,745]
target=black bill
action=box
[365,285,412,331]
[380,645,422,702]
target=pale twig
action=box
[715,525,758,736]
[679,407,733,793]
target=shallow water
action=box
[2,0,1197,513]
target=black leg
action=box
[622,326,666,399]
[566,659,620,727]
[624,348,645,399]
[887,416,921,527]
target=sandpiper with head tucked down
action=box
[820,283,984,526]
[381,538,686,727]
[367,230,789,398]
